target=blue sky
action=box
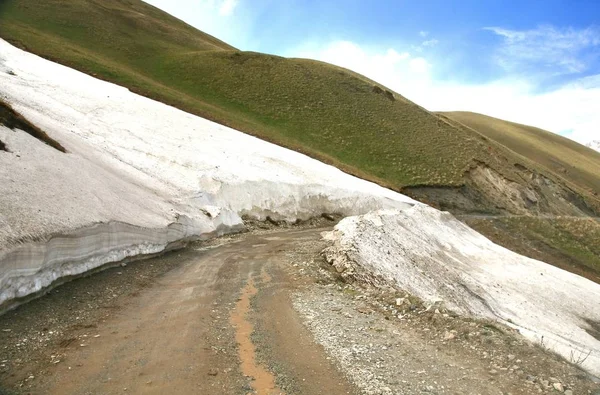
[144,0,600,145]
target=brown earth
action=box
[403,163,596,217]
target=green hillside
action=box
[0,0,539,191]
[465,216,600,283]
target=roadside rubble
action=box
[293,282,600,395]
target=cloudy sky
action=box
[144,0,600,145]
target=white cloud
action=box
[292,41,431,91]
[218,0,238,16]
[419,31,429,37]
[409,57,431,73]
[289,40,600,145]
[485,25,600,74]
[421,39,438,47]
[430,77,600,145]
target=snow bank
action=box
[0,39,417,309]
[323,206,600,376]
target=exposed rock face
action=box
[468,164,594,216]
[404,163,595,216]
[0,39,417,310]
[322,206,600,376]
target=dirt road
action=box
[0,227,356,395]
[1,226,599,395]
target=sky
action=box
[143,0,600,145]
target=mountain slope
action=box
[0,0,488,189]
[3,0,597,204]
[435,112,600,281]
[440,111,600,197]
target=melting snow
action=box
[323,207,600,376]
[0,39,414,308]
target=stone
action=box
[443,331,456,340]
[357,307,371,315]
[552,382,564,392]
[208,368,219,376]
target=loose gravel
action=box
[293,282,600,395]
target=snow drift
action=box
[323,207,600,376]
[0,39,416,310]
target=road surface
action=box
[0,227,356,395]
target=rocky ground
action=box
[0,223,598,394]
[294,284,600,395]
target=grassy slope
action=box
[441,111,600,197]
[0,0,535,191]
[1,1,598,195]
[444,111,600,280]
